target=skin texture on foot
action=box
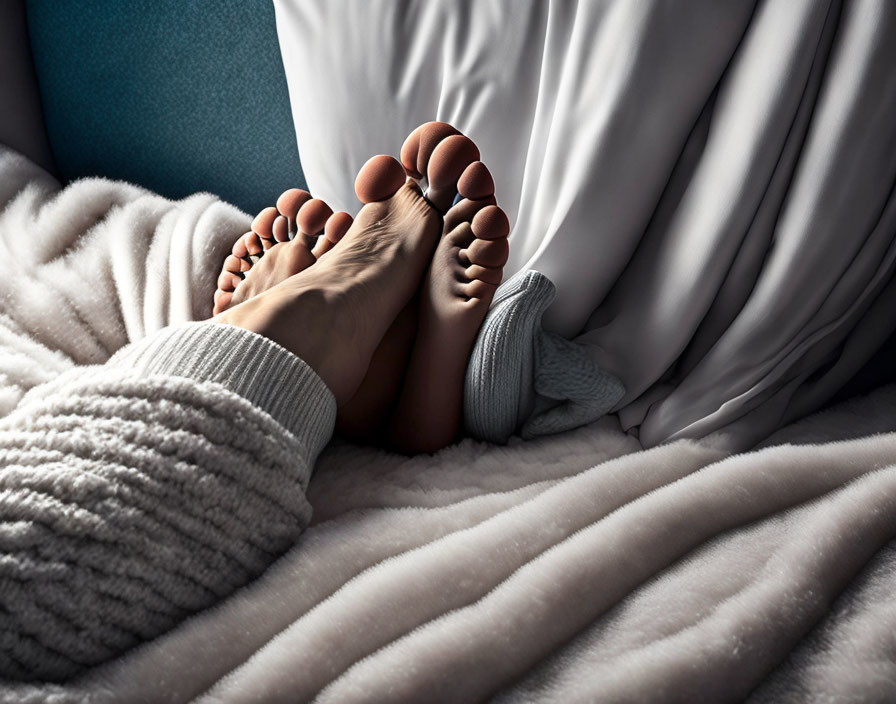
[212,122,511,453]
[212,190,352,316]
[216,174,441,406]
[387,203,510,452]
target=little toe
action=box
[213,289,233,315]
[355,155,407,204]
[400,121,462,179]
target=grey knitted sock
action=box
[464,270,625,443]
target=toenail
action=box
[273,216,290,242]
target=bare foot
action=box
[216,155,441,406]
[210,180,420,442]
[212,189,353,316]
[211,122,509,452]
[388,123,511,453]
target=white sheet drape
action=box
[274,0,896,449]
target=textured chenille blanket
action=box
[2,145,896,703]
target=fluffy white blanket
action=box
[2,146,896,702]
[9,393,896,702]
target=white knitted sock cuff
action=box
[109,322,336,459]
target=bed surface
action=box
[7,381,896,702]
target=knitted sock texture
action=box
[0,322,335,682]
[464,270,625,443]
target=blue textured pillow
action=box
[26,0,305,215]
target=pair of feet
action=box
[213,122,510,453]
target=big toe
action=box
[399,122,494,213]
[400,121,461,179]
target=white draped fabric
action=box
[274,0,896,449]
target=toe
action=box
[471,205,510,240]
[244,232,264,257]
[425,135,481,212]
[217,270,242,292]
[252,207,279,240]
[231,232,254,259]
[444,196,496,233]
[461,277,499,302]
[284,237,318,272]
[273,215,290,242]
[400,121,462,179]
[223,254,248,273]
[313,211,353,258]
[465,263,504,286]
[276,188,312,221]
[213,289,233,315]
[312,238,333,258]
[297,198,333,237]
[355,155,407,203]
[457,161,495,201]
[325,210,353,244]
[464,237,509,269]
[325,211,353,243]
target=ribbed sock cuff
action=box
[109,322,337,459]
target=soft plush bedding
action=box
[7,388,896,701]
[2,145,896,702]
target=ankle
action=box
[217,285,362,404]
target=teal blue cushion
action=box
[26,0,305,215]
